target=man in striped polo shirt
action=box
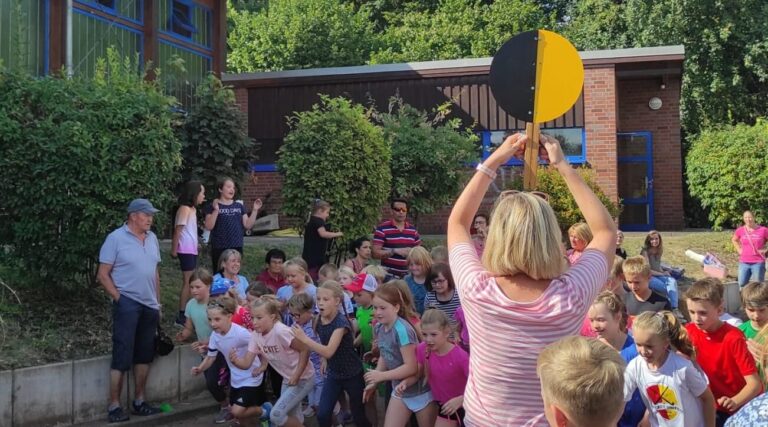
[372,199,422,278]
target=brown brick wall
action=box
[238,69,683,234]
[617,77,684,230]
[583,66,618,202]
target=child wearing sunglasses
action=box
[447,132,617,425]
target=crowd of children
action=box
[176,228,768,427]
[172,136,768,427]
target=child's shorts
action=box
[391,390,434,413]
[177,253,198,272]
[230,383,267,408]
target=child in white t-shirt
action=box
[625,311,716,427]
[191,296,271,425]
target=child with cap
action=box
[344,273,378,354]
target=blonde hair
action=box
[537,336,625,426]
[406,246,433,272]
[622,256,651,278]
[318,263,339,283]
[633,311,696,360]
[429,246,449,263]
[338,266,356,280]
[686,277,724,307]
[218,249,242,271]
[742,281,768,308]
[250,295,282,322]
[482,193,566,279]
[284,258,312,284]
[568,222,593,244]
[591,291,629,332]
[362,265,387,284]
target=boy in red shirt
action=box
[685,278,763,426]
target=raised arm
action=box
[542,135,616,261]
[448,133,528,250]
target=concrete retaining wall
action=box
[1,345,208,426]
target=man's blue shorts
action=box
[111,296,160,372]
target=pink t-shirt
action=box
[449,243,608,427]
[735,225,768,263]
[247,322,314,381]
[416,342,469,404]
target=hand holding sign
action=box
[489,30,584,189]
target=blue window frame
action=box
[171,0,196,38]
[75,0,144,24]
[479,127,587,166]
[160,0,212,49]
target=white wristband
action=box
[476,163,497,180]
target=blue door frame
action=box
[617,132,654,231]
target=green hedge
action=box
[687,120,768,228]
[0,52,181,285]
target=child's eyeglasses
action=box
[431,278,447,285]
[499,189,550,202]
[392,207,408,213]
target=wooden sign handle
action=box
[523,123,540,190]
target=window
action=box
[171,0,197,38]
[480,127,586,165]
[96,0,115,8]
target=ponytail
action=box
[633,311,695,361]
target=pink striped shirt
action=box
[449,243,609,426]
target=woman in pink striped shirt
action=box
[447,133,616,426]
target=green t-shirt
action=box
[739,321,760,339]
[185,299,213,341]
[356,305,374,353]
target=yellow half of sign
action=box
[533,30,584,124]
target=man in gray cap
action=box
[97,199,162,422]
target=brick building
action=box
[223,45,685,233]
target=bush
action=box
[505,166,621,231]
[177,75,255,198]
[686,120,768,228]
[0,50,181,285]
[375,96,478,217]
[277,96,391,242]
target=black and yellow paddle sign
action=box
[489,30,584,190]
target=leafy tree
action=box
[177,75,255,198]
[277,96,391,241]
[561,0,628,50]
[0,50,181,285]
[227,0,377,72]
[375,96,479,217]
[686,120,768,229]
[371,0,551,63]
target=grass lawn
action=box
[0,231,740,370]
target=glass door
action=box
[617,132,654,231]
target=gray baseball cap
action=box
[127,198,159,215]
